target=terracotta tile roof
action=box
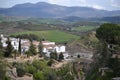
[42,41,50,43]
[21,42,30,47]
[43,44,56,49]
[33,41,39,46]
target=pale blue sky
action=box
[0,0,120,10]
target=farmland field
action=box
[13,30,80,43]
[72,26,98,31]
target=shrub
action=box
[34,71,44,80]
[77,54,80,58]
[16,66,26,77]
[47,59,54,66]
[26,65,37,74]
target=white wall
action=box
[43,48,47,53]
[60,46,66,52]
[42,42,55,45]
[55,46,66,53]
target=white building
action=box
[1,35,19,50]
[0,35,66,57]
[0,34,30,53]
[42,41,66,53]
[55,45,66,53]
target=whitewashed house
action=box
[1,35,19,50]
[1,34,8,47]
[0,34,30,53]
[42,41,66,57]
[55,45,66,53]
[21,41,30,53]
[0,34,66,57]
[16,40,39,53]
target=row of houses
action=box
[0,34,68,58]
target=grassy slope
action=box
[25,18,68,24]
[72,26,98,31]
[67,31,99,53]
[13,30,80,43]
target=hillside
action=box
[59,16,120,24]
[67,31,98,53]
[12,30,80,43]
[0,2,120,18]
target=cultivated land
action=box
[72,26,98,32]
[13,30,80,43]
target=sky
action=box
[0,0,120,10]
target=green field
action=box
[72,26,98,31]
[13,30,80,43]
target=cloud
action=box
[111,0,120,8]
[47,0,86,6]
[91,5,105,10]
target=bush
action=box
[0,61,7,80]
[56,65,70,76]
[77,54,80,58]
[32,60,47,70]
[46,71,57,80]
[63,73,74,80]
[16,67,26,77]
[47,59,54,66]
[50,52,57,60]
[26,65,37,74]
[34,71,44,80]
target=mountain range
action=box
[60,16,120,23]
[0,2,120,18]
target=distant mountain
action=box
[0,2,120,18]
[60,16,120,24]
[98,16,120,23]
[59,16,86,22]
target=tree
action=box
[4,38,14,57]
[38,40,43,56]
[107,57,120,77]
[87,23,120,80]
[58,52,64,61]
[0,37,4,57]
[18,38,21,54]
[29,42,37,55]
[96,23,120,44]
[16,66,26,77]
[50,51,58,60]
[0,37,3,48]
[77,54,80,58]
[96,23,120,66]
[25,51,32,57]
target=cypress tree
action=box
[50,51,58,60]
[38,40,43,56]
[29,42,37,55]
[0,37,4,57]
[58,52,64,61]
[4,37,14,57]
[18,38,21,54]
[0,37,2,48]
